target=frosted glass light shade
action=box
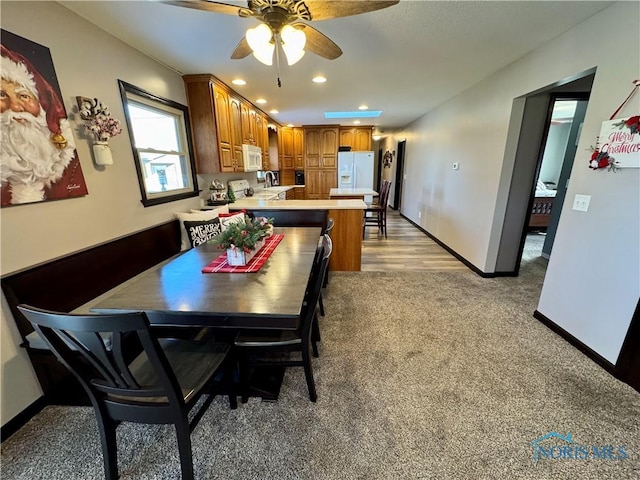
[246,24,274,65]
[281,25,306,65]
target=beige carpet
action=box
[2,260,639,479]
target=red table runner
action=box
[202,234,284,273]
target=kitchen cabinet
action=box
[256,113,270,170]
[304,170,337,200]
[184,74,278,174]
[339,126,373,151]
[212,84,234,172]
[241,101,259,145]
[280,169,295,187]
[229,95,244,171]
[293,127,305,170]
[304,126,338,199]
[280,127,295,170]
[182,75,227,173]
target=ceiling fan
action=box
[163,1,399,69]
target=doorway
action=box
[392,140,406,210]
[522,95,589,265]
[494,71,594,275]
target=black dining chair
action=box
[17,305,237,480]
[318,218,334,316]
[322,217,334,289]
[234,236,331,403]
[363,180,392,238]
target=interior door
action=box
[392,140,406,210]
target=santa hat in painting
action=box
[1,44,68,145]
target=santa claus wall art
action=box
[1,29,88,207]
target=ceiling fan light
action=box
[252,45,275,65]
[281,24,306,66]
[283,45,305,65]
[246,23,274,65]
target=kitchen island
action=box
[229,199,366,271]
[329,187,378,200]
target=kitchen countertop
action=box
[230,199,366,210]
[329,188,378,197]
[247,185,302,200]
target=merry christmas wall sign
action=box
[589,116,640,171]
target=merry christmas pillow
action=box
[183,218,222,248]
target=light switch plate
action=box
[572,194,591,212]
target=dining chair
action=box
[311,234,333,352]
[319,217,334,314]
[363,180,391,238]
[234,236,331,403]
[17,305,237,480]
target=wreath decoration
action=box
[383,150,393,168]
[588,146,616,171]
[613,115,639,135]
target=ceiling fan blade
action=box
[161,1,253,17]
[292,23,342,60]
[303,1,399,21]
[231,36,253,59]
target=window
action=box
[118,80,198,207]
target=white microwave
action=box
[242,144,262,172]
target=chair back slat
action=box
[18,305,183,406]
[380,180,392,207]
[301,240,330,334]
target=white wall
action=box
[0,2,203,426]
[395,2,639,364]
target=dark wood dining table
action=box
[90,227,322,330]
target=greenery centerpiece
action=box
[211,215,274,265]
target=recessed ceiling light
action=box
[256,98,267,104]
[353,120,361,125]
[312,76,327,83]
[232,79,246,86]
[270,109,279,114]
[359,105,368,110]
[325,111,382,119]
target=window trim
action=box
[118,80,199,207]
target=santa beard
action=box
[1,108,76,204]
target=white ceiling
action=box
[59,0,612,133]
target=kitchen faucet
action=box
[264,171,276,188]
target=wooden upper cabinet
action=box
[280,127,294,170]
[339,129,354,150]
[281,127,294,156]
[293,127,304,170]
[321,127,338,168]
[241,101,258,145]
[304,128,321,169]
[355,127,372,151]
[339,126,372,151]
[212,85,235,172]
[183,74,278,173]
[229,95,243,170]
[182,76,220,173]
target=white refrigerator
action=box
[337,151,375,203]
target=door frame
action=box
[392,140,406,210]
[514,93,590,272]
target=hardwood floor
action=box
[361,209,468,272]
